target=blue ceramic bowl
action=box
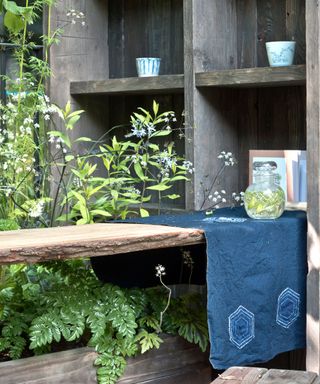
[136,57,161,77]
[266,41,296,67]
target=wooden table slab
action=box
[0,223,205,265]
[211,367,319,383]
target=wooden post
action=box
[306,0,320,374]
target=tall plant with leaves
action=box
[0,0,87,227]
[50,101,193,224]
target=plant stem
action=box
[159,275,171,330]
[200,164,226,210]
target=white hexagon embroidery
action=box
[276,287,300,329]
[228,305,255,349]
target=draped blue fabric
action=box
[130,207,307,368]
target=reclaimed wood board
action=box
[70,75,184,95]
[0,347,98,384]
[211,367,320,384]
[195,65,306,88]
[118,335,211,383]
[0,336,210,384]
[0,223,204,265]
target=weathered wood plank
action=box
[118,335,210,383]
[236,0,258,68]
[286,0,306,65]
[0,223,205,265]
[195,65,306,88]
[257,369,318,383]
[210,367,267,383]
[70,75,184,95]
[306,0,320,375]
[0,347,98,384]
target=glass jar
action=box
[244,161,285,219]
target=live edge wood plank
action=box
[70,74,184,95]
[196,65,306,88]
[0,223,205,265]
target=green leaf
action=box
[147,184,172,191]
[65,154,74,162]
[90,209,112,217]
[75,137,93,142]
[151,130,171,137]
[71,190,87,206]
[134,162,146,181]
[153,100,159,116]
[139,208,149,218]
[66,115,81,130]
[4,10,24,33]
[164,194,180,200]
[79,205,90,223]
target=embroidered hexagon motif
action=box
[276,288,300,329]
[228,305,255,349]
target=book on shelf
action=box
[249,150,307,205]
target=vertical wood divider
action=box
[306,0,320,374]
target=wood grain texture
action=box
[108,0,183,78]
[306,0,320,375]
[0,223,204,265]
[118,335,211,383]
[258,369,318,383]
[195,65,306,88]
[70,75,184,95]
[0,347,98,384]
[0,337,210,384]
[211,367,320,384]
[211,366,267,383]
[236,0,258,69]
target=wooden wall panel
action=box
[108,0,183,78]
[237,0,258,68]
[306,0,320,375]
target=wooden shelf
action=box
[195,65,306,88]
[70,74,184,96]
[0,223,204,265]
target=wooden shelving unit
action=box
[195,65,306,88]
[49,0,320,374]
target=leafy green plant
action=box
[0,261,208,383]
[49,100,192,224]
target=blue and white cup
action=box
[265,41,296,67]
[136,57,161,77]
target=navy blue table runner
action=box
[125,207,307,369]
[91,207,307,368]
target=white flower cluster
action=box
[127,187,141,196]
[126,121,159,138]
[29,200,45,218]
[232,192,245,205]
[49,135,67,153]
[217,151,236,166]
[207,190,227,208]
[182,160,194,174]
[155,264,166,277]
[66,9,86,26]
[157,150,177,175]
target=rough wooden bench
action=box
[211,366,320,383]
[0,223,205,265]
